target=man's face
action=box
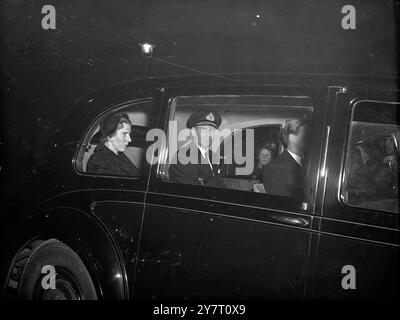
[289,125,307,155]
[194,125,217,149]
[108,122,131,152]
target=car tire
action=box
[17,239,98,300]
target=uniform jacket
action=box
[168,141,226,188]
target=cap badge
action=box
[206,112,215,121]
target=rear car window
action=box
[75,99,154,177]
[341,100,399,213]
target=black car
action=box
[1,74,399,299]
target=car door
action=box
[133,84,328,299]
[312,85,400,298]
[73,91,163,299]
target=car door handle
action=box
[271,215,310,227]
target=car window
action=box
[341,100,399,213]
[157,95,314,199]
[75,99,154,177]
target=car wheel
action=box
[16,239,98,300]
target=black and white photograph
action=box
[0,0,399,306]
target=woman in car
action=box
[86,113,140,176]
[252,142,277,181]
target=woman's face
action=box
[258,149,272,165]
[108,122,131,152]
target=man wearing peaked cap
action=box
[186,109,222,129]
[169,109,226,188]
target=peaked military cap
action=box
[187,109,222,129]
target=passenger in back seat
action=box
[86,113,140,176]
[252,142,277,181]
[262,119,308,198]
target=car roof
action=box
[76,72,398,103]
[56,73,398,146]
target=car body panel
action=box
[312,86,400,298]
[3,74,399,299]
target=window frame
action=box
[73,97,155,180]
[321,88,400,237]
[148,85,327,216]
[339,99,399,214]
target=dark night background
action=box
[0,0,398,217]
